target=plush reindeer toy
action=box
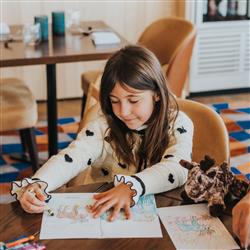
[179,155,249,217]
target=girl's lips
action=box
[123,118,136,122]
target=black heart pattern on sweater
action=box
[177,126,187,134]
[86,130,94,136]
[164,154,174,159]
[168,173,175,183]
[64,154,73,163]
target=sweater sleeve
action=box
[134,111,193,195]
[11,116,107,195]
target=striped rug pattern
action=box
[210,102,249,180]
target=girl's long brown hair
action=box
[100,45,178,171]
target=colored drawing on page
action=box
[40,193,162,239]
[100,194,157,222]
[171,214,215,235]
[56,204,90,223]
[158,204,240,250]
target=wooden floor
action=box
[38,93,250,121]
[38,99,82,121]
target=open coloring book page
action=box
[158,204,240,250]
[40,193,162,239]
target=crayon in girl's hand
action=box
[28,189,54,216]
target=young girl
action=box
[11,45,193,221]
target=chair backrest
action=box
[0,78,38,132]
[138,17,196,97]
[166,31,196,97]
[177,98,230,165]
[138,18,195,65]
[79,99,230,165]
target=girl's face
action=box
[109,83,158,130]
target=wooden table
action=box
[0,21,129,157]
[0,183,236,250]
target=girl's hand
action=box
[88,183,135,221]
[232,192,250,248]
[19,183,47,213]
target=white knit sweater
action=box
[11,111,193,205]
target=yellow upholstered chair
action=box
[177,99,230,164]
[137,17,196,98]
[0,78,39,172]
[80,17,196,117]
[68,98,229,187]
[151,19,196,97]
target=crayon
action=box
[15,242,46,250]
[5,235,35,248]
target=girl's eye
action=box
[129,99,139,104]
[110,99,119,104]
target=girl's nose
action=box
[120,103,131,117]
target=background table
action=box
[0,184,236,250]
[0,21,129,157]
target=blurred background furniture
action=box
[138,18,196,97]
[0,21,129,157]
[187,1,250,94]
[69,97,229,187]
[0,78,39,172]
[80,17,196,117]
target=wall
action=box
[1,1,183,100]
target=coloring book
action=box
[40,193,162,239]
[158,204,240,250]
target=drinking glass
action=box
[66,10,80,29]
[23,23,41,46]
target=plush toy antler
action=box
[200,155,215,172]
